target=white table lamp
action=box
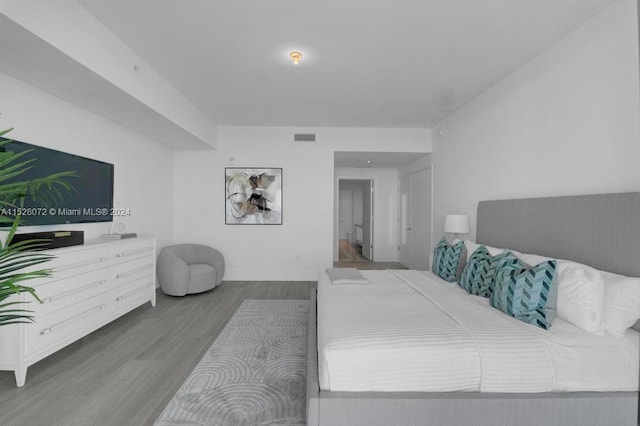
[444,214,470,239]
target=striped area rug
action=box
[155,299,309,426]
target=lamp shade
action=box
[444,214,470,234]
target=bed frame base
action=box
[307,290,638,426]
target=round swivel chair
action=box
[157,244,225,296]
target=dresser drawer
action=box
[26,293,109,356]
[111,255,154,286]
[31,269,110,317]
[40,250,108,281]
[110,277,154,313]
[109,240,155,265]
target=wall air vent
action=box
[294,133,316,142]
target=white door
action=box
[398,169,431,270]
[362,180,373,260]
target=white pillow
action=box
[463,240,505,259]
[518,252,553,266]
[601,271,640,337]
[554,260,606,334]
[518,254,606,334]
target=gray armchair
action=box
[157,244,225,296]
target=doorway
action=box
[337,179,373,262]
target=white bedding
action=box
[317,269,639,393]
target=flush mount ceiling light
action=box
[289,51,303,65]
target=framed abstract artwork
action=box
[225,168,283,225]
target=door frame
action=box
[334,177,375,262]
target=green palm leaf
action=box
[0,128,77,326]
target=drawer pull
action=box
[115,264,153,279]
[41,280,107,304]
[115,282,153,301]
[55,257,107,273]
[116,247,153,258]
[39,304,106,335]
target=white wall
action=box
[334,169,399,262]
[173,126,429,281]
[432,0,640,243]
[338,187,354,240]
[352,183,364,227]
[338,180,365,241]
[0,72,175,251]
[399,155,431,178]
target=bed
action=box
[306,192,640,426]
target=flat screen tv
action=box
[0,138,114,226]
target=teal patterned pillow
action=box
[458,248,521,297]
[475,250,522,297]
[432,238,466,282]
[490,259,558,330]
[458,246,490,293]
[432,238,448,274]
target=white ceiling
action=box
[76,0,618,128]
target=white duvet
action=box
[317,270,639,392]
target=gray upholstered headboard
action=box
[476,192,640,277]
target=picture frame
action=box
[225,167,283,225]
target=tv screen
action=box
[0,138,114,226]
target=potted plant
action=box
[0,128,77,325]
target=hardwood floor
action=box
[337,239,407,270]
[333,260,408,270]
[338,239,367,261]
[0,281,316,426]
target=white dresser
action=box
[0,236,156,387]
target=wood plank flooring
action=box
[336,239,407,270]
[333,260,408,270]
[0,281,316,426]
[338,239,367,262]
